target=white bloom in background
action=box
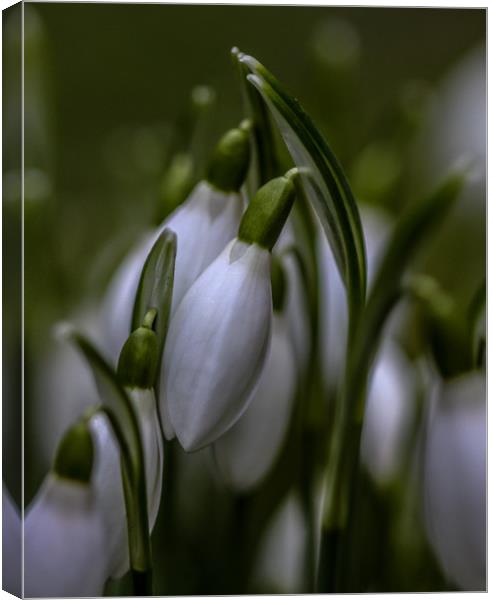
[162,172,298,452]
[412,46,485,308]
[92,318,164,579]
[251,493,307,593]
[101,124,251,362]
[212,313,297,491]
[25,422,107,598]
[318,205,391,391]
[423,371,486,591]
[3,484,21,597]
[163,238,272,451]
[319,206,416,486]
[25,476,107,597]
[275,221,310,375]
[418,45,485,195]
[360,340,414,485]
[31,303,103,471]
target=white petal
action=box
[129,388,164,530]
[252,493,307,593]
[213,315,297,491]
[101,182,243,364]
[90,388,163,579]
[423,372,486,590]
[31,303,104,470]
[284,254,310,374]
[90,413,127,578]
[317,229,347,390]
[360,340,414,484]
[418,46,485,193]
[318,206,391,390]
[159,392,176,441]
[274,222,310,375]
[167,181,244,312]
[101,233,154,361]
[163,238,272,452]
[2,484,21,597]
[25,475,107,597]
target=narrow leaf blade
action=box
[237,52,367,325]
[231,47,280,187]
[131,227,177,380]
[357,170,466,374]
[61,326,142,479]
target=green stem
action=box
[96,406,153,596]
[131,568,153,596]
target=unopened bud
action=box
[238,169,298,251]
[53,421,94,484]
[206,121,252,193]
[117,309,159,389]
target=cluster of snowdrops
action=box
[19,50,485,597]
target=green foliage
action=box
[132,228,176,388]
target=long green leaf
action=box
[353,170,466,390]
[231,47,280,187]
[236,51,367,332]
[62,327,142,481]
[131,227,176,384]
[62,327,152,573]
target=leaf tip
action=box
[246,73,264,92]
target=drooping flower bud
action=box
[102,123,252,361]
[117,309,159,389]
[92,315,164,579]
[360,339,414,485]
[161,172,298,452]
[238,169,298,251]
[252,493,307,593]
[53,421,94,483]
[25,422,107,598]
[423,371,486,590]
[206,120,251,193]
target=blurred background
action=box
[3,3,486,595]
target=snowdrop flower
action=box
[31,303,104,470]
[91,312,164,579]
[319,207,415,485]
[25,421,107,598]
[423,371,486,590]
[251,493,308,593]
[275,221,310,374]
[3,484,21,597]
[412,46,485,306]
[212,259,297,491]
[102,123,251,361]
[162,170,299,451]
[418,45,485,197]
[360,339,414,485]
[318,205,391,391]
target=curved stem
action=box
[94,406,153,596]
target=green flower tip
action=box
[117,309,159,389]
[206,121,252,193]
[238,169,299,251]
[158,152,195,222]
[53,421,94,484]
